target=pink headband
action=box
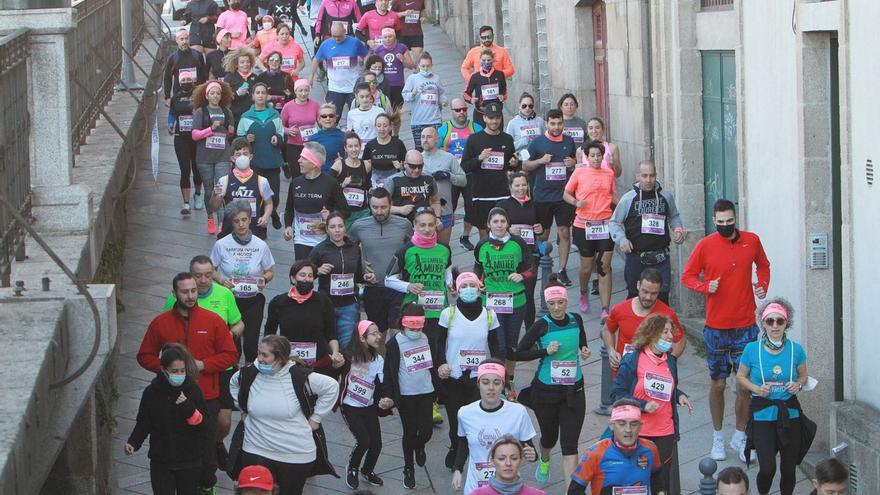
[357,320,376,337]
[761,303,788,321]
[544,286,568,302]
[262,14,274,23]
[402,316,425,329]
[215,28,231,44]
[455,272,482,291]
[381,27,395,37]
[205,81,222,94]
[610,405,642,422]
[294,78,311,90]
[176,29,189,40]
[477,362,506,380]
[300,147,322,167]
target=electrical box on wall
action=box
[809,233,829,269]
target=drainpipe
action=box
[644,0,655,160]
[535,0,550,112]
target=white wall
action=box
[846,0,880,409]
[739,1,805,338]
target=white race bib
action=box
[623,343,636,355]
[550,360,577,385]
[282,56,295,71]
[419,91,438,104]
[343,187,366,207]
[480,83,500,100]
[475,461,495,487]
[563,126,585,143]
[231,276,259,298]
[179,115,193,132]
[290,341,318,364]
[520,124,540,139]
[612,487,648,495]
[295,212,323,240]
[331,56,351,69]
[405,11,420,23]
[346,374,376,406]
[418,290,444,311]
[403,344,432,373]
[486,292,513,314]
[545,162,567,181]
[299,125,319,141]
[458,349,487,371]
[206,134,226,149]
[330,273,355,296]
[586,221,610,240]
[513,224,534,245]
[481,151,505,170]
[641,213,665,235]
[644,371,673,402]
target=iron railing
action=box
[0,29,32,287]
[69,0,122,155]
[701,0,734,9]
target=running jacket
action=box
[568,437,663,495]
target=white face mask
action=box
[234,155,250,170]
[263,22,273,30]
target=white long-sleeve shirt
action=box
[231,362,339,464]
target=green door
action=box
[701,51,738,231]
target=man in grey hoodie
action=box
[609,160,685,303]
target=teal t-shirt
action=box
[163,282,242,326]
[740,340,806,421]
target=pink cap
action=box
[381,27,396,37]
[357,320,376,337]
[175,29,189,40]
[455,271,482,291]
[761,302,789,321]
[476,362,506,380]
[610,404,642,422]
[215,28,231,44]
[294,78,311,90]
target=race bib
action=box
[420,91,438,104]
[486,292,513,314]
[550,360,577,385]
[405,11,420,23]
[282,56,295,71]
[296,212,323,239]
[764,380,788,394]
[586,221,610,240]
[178,115,193,132]
[623,343,636,355]
[475,461,496,487]
[641,213,666,235]
[520,124,540,139]
[178,68,196,83]
[644,372,673,402]
[343,187,366,207]
[545,162,567,181]
[417,290,444,311]
[330,273,355,296]
[206,134,226,149]
[480,83,500,100]
[403,344,432,373]
[612,487,648,495]
[331,56,351,69]
[299,124,319,141]
[458,349,487,371]
[563,126,585,143]
[244,197,258,217]
[290,341,317,364]
[481,151,505,170]
[346,374,375,406]
[231,276,259,298]
[513,224,534,245]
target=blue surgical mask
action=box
[481,61,492,71]
[255,361,275,374]
[404,329,422,340]
[419,70,432,78]
[654,339,673,354]
[459,287,479,303]
[166,372,186,387]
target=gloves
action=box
[432,171,451,181]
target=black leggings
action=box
[752,418,802,495]
[254,166,281,223]
[523,273,538,330]
[173,135,201,191]
[643,434,676,494]
[531,383,586,455]
[442,376,480,449]
[199,399,221,488]
[241,451,313,495]
[235,294,265,363]
[341,404,382,473]
[398,392,434,468]
[149,464,200,495]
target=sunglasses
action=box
[406,162,424,168]
[480,34,494,40]
[763,317,786,327]
[452,107,468,113]
[319,113,336,118]
[521,104,534,109]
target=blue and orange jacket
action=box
[568,437,663,495]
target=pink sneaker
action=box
[600,307,610,324]
[579,292,589,313]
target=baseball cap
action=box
[482,100,503,118]
[238,465,274,490]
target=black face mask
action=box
[180,82,194,92]
[715,223,736,237]
[230,2,240,9]
[295,281,313,294]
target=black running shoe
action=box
[346,466,359,489]
[557,269,573,287]
[403,467,416,489]
[416,445,427,467]
[591,278,599,295]
[460,235,475,251]
[361,471,384,486]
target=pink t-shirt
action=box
[259,41,305,75]
[632,350,675,437]
[280,99,321,145]
[216,10,249,49]
[470,485,547,495]
[356,10,402,43]
[253,29,277,53]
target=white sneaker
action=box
[729,435,756,463]
[711,435,727,461]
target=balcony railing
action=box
[701,0,734,10]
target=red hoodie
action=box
[137,306,239,400]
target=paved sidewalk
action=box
[113,20,813,495]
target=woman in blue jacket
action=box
[611,314,693,493]
[238,82,285,230]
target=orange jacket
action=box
[460,43,515,81]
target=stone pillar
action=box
[506,0,539,111]
[0,9,75,189]
[544,1,596,118]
